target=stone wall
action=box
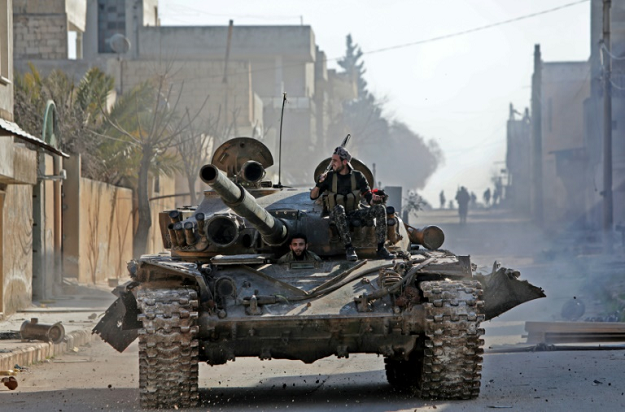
[13,12,68,60]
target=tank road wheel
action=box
[419,280,485,400]
[137,287,199,409]
[384,344,424,390]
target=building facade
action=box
[1,0,67,315]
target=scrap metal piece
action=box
[20,318,65,344]
[476,264,546,321]
[92,296,139,352]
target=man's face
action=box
[330,154,345,173]
[289,238,307,256]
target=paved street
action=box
[5,335,625,412]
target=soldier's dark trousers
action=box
[330,204,387,247]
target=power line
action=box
[358,0,589,57]
[158,0,590,84]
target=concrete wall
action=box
[1,183,33,315]
[113,58,261,137]
[542,62,590,154]
[66,0,85,32]
[540,62,590,228]
[138,26,315,61]
[63,155,134,284]
[14,57,107,80]
[63,155,176,284]
[0,137,37,185]
[506,110,531,213]
[79,178,133,283]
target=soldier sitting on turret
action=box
[310,146,396,261]
[277,233,322,264]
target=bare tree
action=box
[176,103,241,205]
[97,73,208,256]
[177,119,212,206]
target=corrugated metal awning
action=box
[0,118,69,158]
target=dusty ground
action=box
[4,336,625,412]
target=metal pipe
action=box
[184,221,198,246]
[168,223,179,247]
[195,212,206,235]
[20,318,65,343]
[173,222,187,247]
[199,164,287,246]
[168,210,181,224]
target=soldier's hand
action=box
[317,172,328,184]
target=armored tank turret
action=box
[94,137,545,409]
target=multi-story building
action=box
[518,0,624,237]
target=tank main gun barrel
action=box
[200,164,288,246]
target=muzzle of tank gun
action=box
[406,225,445,250]
[238,160,266,183]
[206,214,243,247]
[173,221,187,247]
[199,164,288,246]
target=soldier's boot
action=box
[346,246,358,261]
[376,247,396,260]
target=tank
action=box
[94,137,545,409]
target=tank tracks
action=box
[137,287,200,409]
[385,280,485,399]
[420,279,485,399]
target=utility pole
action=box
[531,44,543,225]
[223,20,234,137]
[602,0,613,251]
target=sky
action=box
[158,0,591,205]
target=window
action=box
[97,0,126,53]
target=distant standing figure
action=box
[483,188,491,207]
[470,192,477,208]
[493,177,503,205]
[455,186,470,225]
[439,190,446,209]
[493,187,500,205]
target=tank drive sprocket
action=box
[137,287,200,409]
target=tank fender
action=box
[476,262,546,320]
[131,259,213,304]
[93,281,141,352]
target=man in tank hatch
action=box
[310,146,396,261]
[277,233,322,264]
